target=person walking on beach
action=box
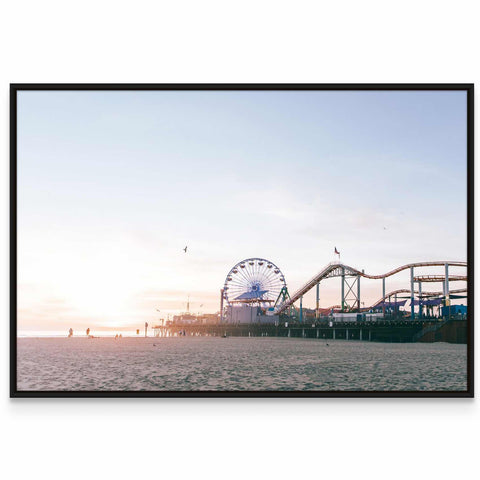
[68,328,73,337]
[86,328,90,336]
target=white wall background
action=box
[1,1,478,479]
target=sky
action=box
[17,90,468,333]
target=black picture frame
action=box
[10,83,474,398]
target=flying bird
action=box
[183,246,188,253]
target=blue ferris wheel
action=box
[223,258,287,307]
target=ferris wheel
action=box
[223,258,287,306]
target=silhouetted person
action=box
[86,328,90,336]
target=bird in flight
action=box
[183,246,188,253]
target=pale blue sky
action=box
[17,90,467,331]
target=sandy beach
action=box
[16,336,468,392]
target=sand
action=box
[16,336,468,392]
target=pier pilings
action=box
[153,318,467,343]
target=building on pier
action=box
[224,305,279,324]
[441,304,467,318]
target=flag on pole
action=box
[334,247,340,255]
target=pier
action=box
[153,317,467,343]
[152,258,468,344]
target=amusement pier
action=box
[153,258,468,343]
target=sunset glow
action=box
[17,90,467,334]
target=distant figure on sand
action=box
[86,328,90,336]
[68,328,73,338]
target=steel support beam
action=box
[445,263,450,306]
[418,281,422,318]
[382,277,386,317]
[299,295,303,323]
[341,267,345,312]
[315,283,320,319]
[357,275,361,311]
[410,267,414,320]
[342,274,360,312]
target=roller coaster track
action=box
[275,261,467,314]
[413,275,467,283]
[370,288,468,308]
[316,287,468,313]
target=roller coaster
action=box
[274,261,468,319]
[370,288,467,308]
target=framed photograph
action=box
[10,84,473,397]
